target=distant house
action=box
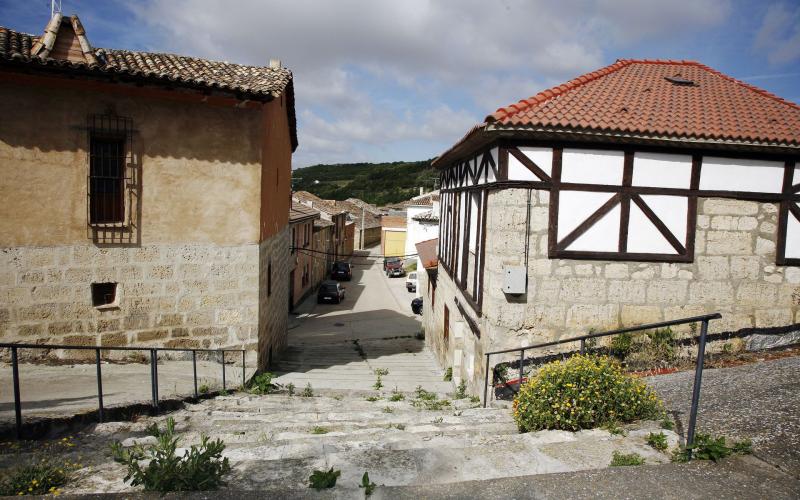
[289,203,320,308]
[381,212,408,258]
[292,191,354,259]
[406,190,440,276]
[428,59,800,392]
[0,14,297,370]
[312,219,335,286]
[334,199,382,249]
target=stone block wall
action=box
[0,243,260,359]
[258,227,290,371]
[429,187,800,393]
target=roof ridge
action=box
[487,59,635,123]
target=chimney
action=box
[419,187,424,196]
[269,59,282,69]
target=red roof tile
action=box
[489,59,800,146]
[434,59,800,167]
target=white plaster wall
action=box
[632,153,692,188]
[786,213,800,258]
[568,205,621,252]
[561,149,624,185]
[557,191,616,239]
[699,157,785,193]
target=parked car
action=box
[385,258,405,278]
[330,261,352,281]
[383,256,402,272]
[317,280,345,304]
[411,297,423,315]
[406,272,417,292]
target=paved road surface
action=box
[275,246,452,394]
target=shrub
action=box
[248,372,275,395]
[443,367,453,382]
[308,467,340,490]
[647,432,668,451]
[311,426,329,435]
[625,328,677,370]
[610,451,644,466]
[301,383,314,397]
[198,383,210,395]
[672,433,753,462]
[512,355,663,432]
[111,417,231,492]
[454,381,468,399]
[287,382,295,396]
[0,459,78,496]
[359,471,376,496]
[389,392,405,402]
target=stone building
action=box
[0,14,297,370]
[292,191,351,260]
[426,59,800,393]
[289,203,320,309]
[311,219,335,288]
[406,191,440,276]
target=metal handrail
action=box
[1,342,248,439]
[482,313,722,460]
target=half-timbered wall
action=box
[434,141,799,394]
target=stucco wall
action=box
[430,187,800,393]
[0,80,263,247]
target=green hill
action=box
[291,159,438,206]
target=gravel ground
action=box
[647,355,800,476]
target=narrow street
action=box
[274,247,452,393]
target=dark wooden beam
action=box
[631,195,685,254]
[556,194,621,252]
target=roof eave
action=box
[433,124,800,167]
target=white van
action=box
[405,272,417,293]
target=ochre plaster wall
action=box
[0,79,262,247]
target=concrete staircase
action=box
[72,390,678,494]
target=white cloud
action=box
[124,0,733,166]
[754,3,800,65]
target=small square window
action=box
[91,282,118,307]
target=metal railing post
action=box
[241,350,246,389]
[518,349,525,389]
[483,354,490,408]
[686,319,709,460]
[150,349,159,411]
[221,350,226,392]
[192,350,198,398]
[95,348,104,423]
[580,339,586,355]
[11,346,22,439]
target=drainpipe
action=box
[524,189,532,291]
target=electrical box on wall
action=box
[503,266,526,295]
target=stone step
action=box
[216,426,675,491]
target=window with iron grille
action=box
[87,115,132,226]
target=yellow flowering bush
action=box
[512,355,663,432]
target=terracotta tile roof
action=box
[289,201,320,223]
[415,238,439,269]
[345,198,382,216]
[412,210,439,223]
[490,59,800,145]
[292,191,325,204]
[434,59,800,166]
[0,15,297,150]
[333,200,382,229]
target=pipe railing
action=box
[1,342,248,439]
[482,313,722,460]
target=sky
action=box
[2,1,799,168]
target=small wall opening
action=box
[91,282,118,307]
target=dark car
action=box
[411,297,423,315]
[317,280,345,304]
[385,258,405,278]
[330,261,352,281]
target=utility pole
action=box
[360,207,365,250]
[50,0,61,17]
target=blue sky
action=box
[2,1,798,168]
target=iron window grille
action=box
[87,114,133,227]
